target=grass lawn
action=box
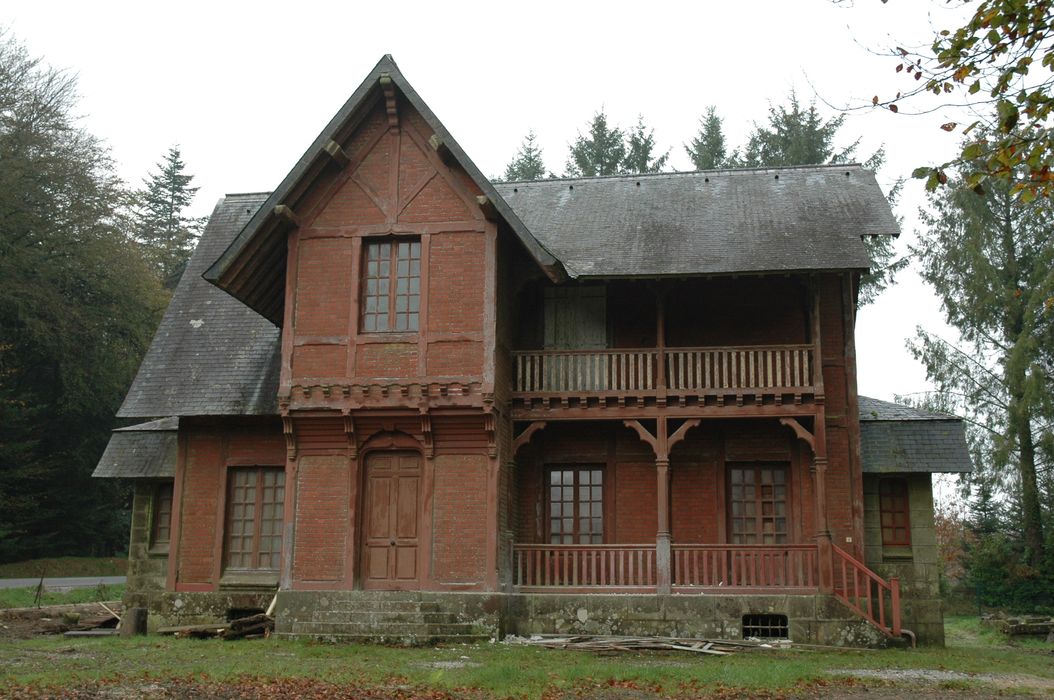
[0,584,125,610]
[0,557,126,579]
[0,617,1052,698]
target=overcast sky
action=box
[6,0,980,404]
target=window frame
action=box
[149,482,174,552]
[222,466,286,573]
[879,477,912,547]
[545,465,605,544]
[726,462,790,545]
[360,237,422,334]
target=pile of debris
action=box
[507,634,792,655]
[983,614,1054,640]
[158,612,274,640]
[0,601,124,639]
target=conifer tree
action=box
[566,109,626,177]
[135,146,206,286]
[502,130,548,181]
[685,106,729,170]
[623,116,669,174]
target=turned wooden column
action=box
[656,455,672,594]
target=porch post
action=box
[656,456,672,594]
[812,406,833,593]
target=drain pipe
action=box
[900,628,917,648]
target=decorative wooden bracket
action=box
[476,195,498,221]
[273,204,300,227]
[323,139,350,168]
[282,414,296,461]
[779,417,815,451]
[623,419,660,456]
[623,417,700,461]
[420,413,434,460]
[512,421,547,454]
[342,410,357,460]
[483,412,497,458]
[668,418,702,453]
[428,133,453,164]
[380,75,398,128]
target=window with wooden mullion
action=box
[362,239,421,332]
[729,464,788,545]
[879,478,911,546]
[547,467,603,544]
[224,467,285,571]
[151,483,173,547]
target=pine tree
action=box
[685,106,729,170]
[135,146,206,286]
[566,109,626,177]
[741,91,856,168]
[623,116,669,174]
[502,131,548,181]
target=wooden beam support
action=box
[323,139,350,168]
[476,195,498,221]
[380,74,398,128]
[623,419,659,457]
[512,421,547,454]
[667,418,701,453]
[420,412,434,460]
[273,204,300,227]
[342,410,357,460]
[282,414,296,461]
[779,416,815,451]
[429,133,453,164]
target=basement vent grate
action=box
[742,613,789,639]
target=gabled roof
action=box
[493,165,898,278]
[92,418,177,478]
[117,193,281,418]
[859,396,972,474]
[203,55,566,324]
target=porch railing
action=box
[832,544,902,637]
[512,345,813,394]
[671,543,819,588]
[512,544,656,588]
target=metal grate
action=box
[742,613,789,639]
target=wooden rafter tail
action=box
[323,139,350,168]
[273,204,300,227]
[428,133,453,164]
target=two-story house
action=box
[95,56,971,646]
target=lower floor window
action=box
[224,467,285,571]
[729,464,788,544]
[548,467,603,544]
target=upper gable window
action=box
[362,239,421,332]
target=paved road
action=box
[0,576,126,591]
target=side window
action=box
[879,478,911,547]
[728,464,788,544]
[547,467,603,544]
[150,482,173,548]
[223,467,285,572]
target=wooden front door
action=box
[362,452,421,589]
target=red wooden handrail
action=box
[832,544,902,638]
[672,543,819,588]
[512,544,656,588]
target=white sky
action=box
[6,0,980,403]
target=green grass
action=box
[0,583,124,609]
[0,557,126,579]
[0,616,1051,698]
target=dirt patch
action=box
[832,668,1054,695]
[0,602,122,639]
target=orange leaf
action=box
[889,104,899,113]
[872,95,879,105]
[941,122,957,131]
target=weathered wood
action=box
[64,629,119,637]
[119,607,147,637]
[428,133,453,163]
[323,139,350,168]
[273,204,300,227]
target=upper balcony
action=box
[507,276,825,419]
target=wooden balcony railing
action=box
[671,543,819,589]
[512,544,656,588]
[512,345,813,395]
[832,544,902,638]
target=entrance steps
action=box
[274,590,495,645]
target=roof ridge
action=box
[497,162,867,186]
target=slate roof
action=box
[493,165,898,278]
[859,396,972,474]
[92,418,177,478]
[116,193,281,418]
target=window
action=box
[879,478,911,546]
[548,467,603,544]
[151,483,173,547]
[224,467,285,571]
[729,464,788,544]
[361,239,421,332]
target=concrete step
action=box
[307,610,461,625]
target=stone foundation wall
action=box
[124,481,169,598]
[122,590,276,633]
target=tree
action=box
[0,32,167,562]
[874,0,1054,199]
[502,130,548,181]
[134,146,206,286]
[909,152,1054,569]
[566,109,626,177]
[623,116,669,174]
[685,106,730,170]
[741,92,906,304]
